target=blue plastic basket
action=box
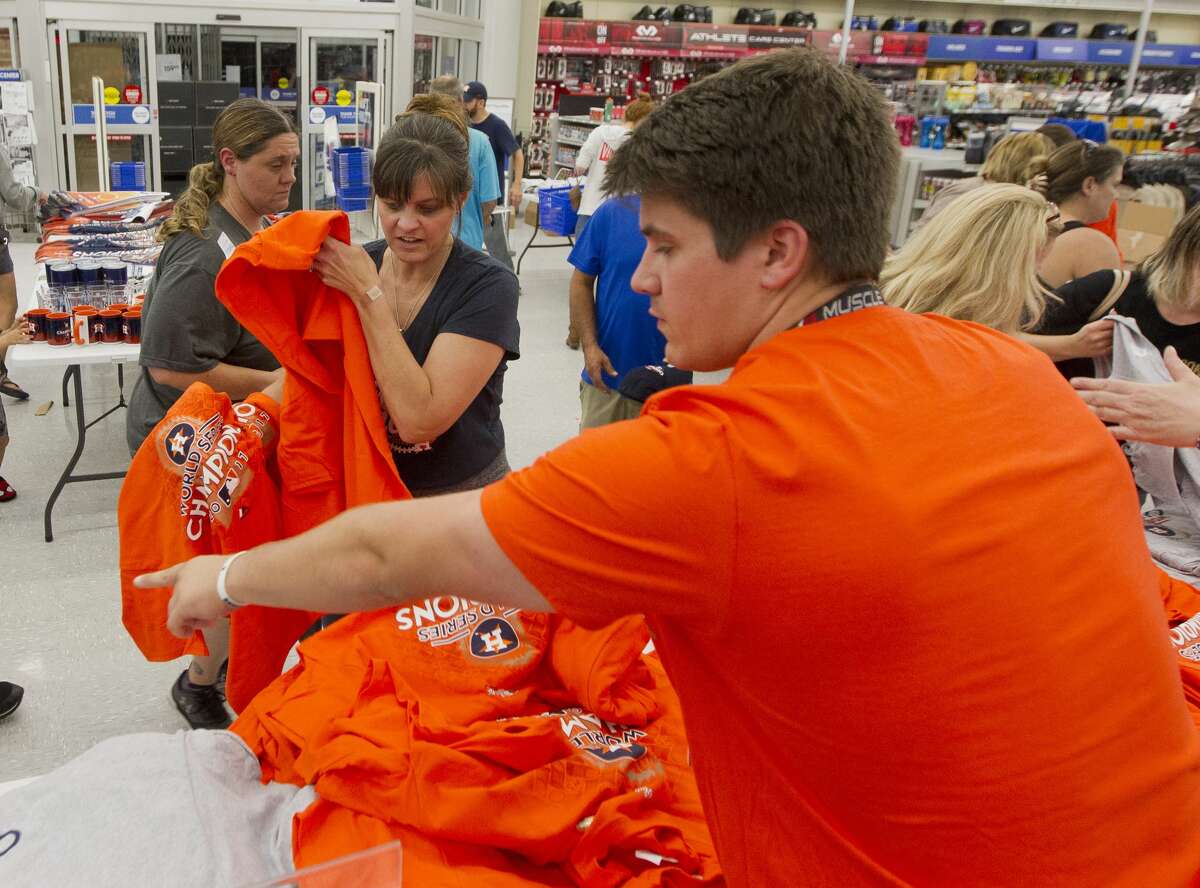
[110,161,146,192]
[336,196,371,213]
[331,147,371,188]
[538,185,578,236]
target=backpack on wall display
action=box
[882,17,918,33]
[952,20,986,35]
[991,20,1031,37]
[1089,23,1129,40]
[781,11,817,28]
[1131,29,1158,43]
[919,20,949,34]
[735,7,777,25]
[1040,22,1078,38]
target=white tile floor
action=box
[0,221,724,780]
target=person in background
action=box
[565,95,655,349]
[883,183,1060,333]
[427,76,500,253]
[1032,140,1125,287]
[1037,200,1200,380]
[0,315,29,500]
[311,109,519,497]
[572,95,655,236]
[146,49,1200,887]
[463,81,523,271]
[0,150,46,402]
[126,98,295,730]
[568,193,681,429]
[915,131,1052,230]
[1036,122,1123,254]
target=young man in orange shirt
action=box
[141,49,1200,886]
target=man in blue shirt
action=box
[464,81,522,271]
[429,76,499,252]
[568,194,681,429]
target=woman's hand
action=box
[0,319,30,350]
[1072,346,1200,447]
[1067,317,1115,360]
[312,237,381,308]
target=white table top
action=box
[6,340,140,369]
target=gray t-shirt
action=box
[126,203,279,453]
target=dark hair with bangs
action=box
[604,48,898,282]
[373,111,471,211]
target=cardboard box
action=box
[67,43,125,105]
[1117,200,1176,266]
[193,127,214,163]
[524,201,538,227]
[157,81,194,128]
[193,81,239,126]
[159,126,193,174]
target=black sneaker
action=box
[171,670,232,730]
[0,682,23,720]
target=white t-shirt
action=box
[574,123,630,218]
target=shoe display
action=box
[171,669,232,730]
[0,682,23,720]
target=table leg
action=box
[117,363,126,407]
[44,365,83,542]
[43,364,128,542]
[516,220,541,276]
[61,367,70,408]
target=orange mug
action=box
[46,312,71,346]
[24,308,49,342]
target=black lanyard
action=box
[798,283,885,328]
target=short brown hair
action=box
[623,95,654,126]
[605,49,898,281]
[428,75,463,101]
[1036,123,1077,148]
[375,111,471,210]
[1027,141,1124,205]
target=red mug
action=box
[24,308,49,342]
[46,312,71,346]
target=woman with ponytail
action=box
[126,98,298,730]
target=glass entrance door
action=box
[50,23,159,192]
[299,30,389,211]
[218,28,300,209]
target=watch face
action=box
[367,285,384,302]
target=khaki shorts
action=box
[579,381,642,431]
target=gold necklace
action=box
[386,238,453,331]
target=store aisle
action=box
[0,222,721,780]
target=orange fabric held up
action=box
[214,210,410,535]
[481,306,1200,887]
[118,385,315,709]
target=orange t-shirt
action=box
[482,305,1200,887]
[1089,200,1122,260]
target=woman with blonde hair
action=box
[1038,200,1200,380]
[126,98,297,729]
[916,131,1054,230]
[884,183,1060,332]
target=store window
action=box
[0,27,13,68]
[439,38,460,78]
[413,34,435,94]
[438,0,461,14]
[262,41,297,101]
[66,30,145,104]
[460,0,481,17]
[314,39,377,94]
[415,0,434,7]
[220,38,256,95]
[459,39,479,83]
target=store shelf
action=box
[557,137,585,147]
[558,115,602,125]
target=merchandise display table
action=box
[7,341,139,542]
